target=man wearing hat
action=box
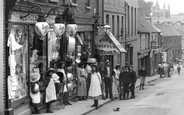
[129,65,137,99]
[104,60,113,99]
[119,65,130,99]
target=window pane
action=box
[7,25,28,101]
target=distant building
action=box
[154,24,182,63]
[150,1,170,24]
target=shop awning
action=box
[76,34,84,45]
[95,32,126,55]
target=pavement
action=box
[38,65,178,115]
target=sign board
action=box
[95,34,119,55]
[49,0,59,2]
[10,11,56,24]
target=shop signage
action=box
[49,0,59,2]
[10,11,56,24]
[95,35,119,55]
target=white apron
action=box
[45,78,57,103]
[88,72,102,97]
[30,83,41,104]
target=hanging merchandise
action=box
[8,75,19,99]
[68,36,75,52]
[7,34,23,53]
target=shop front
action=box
[94,25,126,68]
[138,50,150,76]
[5,3,96,115]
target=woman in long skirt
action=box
[112,64,120,99]
[88,64,102,109]
[77,63,87,100]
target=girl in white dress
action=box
[88,64,102,109]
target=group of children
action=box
[30,61,72,114]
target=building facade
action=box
[138,14,161,76]
[102,0,126,68]
[155,24,182,63]
[4,0,101,115]
[123,0,139,72]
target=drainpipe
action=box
[125,1,128,63]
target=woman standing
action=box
[77,63,87,100]
[112,64,120,99]
[56,61,72,106]
[88,64,102,109]
[45,68,57,113]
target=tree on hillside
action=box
[138,0,153,17]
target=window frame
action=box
[70,0,78,7]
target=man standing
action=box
[177,65,181,76]
[104,60,113,99]
[129,65,137,99]
[119,65,130,99]
[139,66,147,90]
[119,67,124,100]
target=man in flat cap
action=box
[129,65,137,99]
[104,60,113,99]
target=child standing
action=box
[30,73,41,114]
[88,64,102,109]
[45,68,57,113]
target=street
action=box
[87,69,184,115]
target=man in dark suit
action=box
[119,65,130,99]
[104,60,113,99]
[129,65,137,99]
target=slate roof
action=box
[154,24,181,36]
[138,14,158,33]
[172,24,184,37]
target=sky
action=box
[145,0,184,14]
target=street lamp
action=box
[45,8,65,37]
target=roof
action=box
[172,24,184,37]
[154,24,181,36]
[138,14,158,33]
[125,0,139,8]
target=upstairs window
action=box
[85,0,91,10]
[106,14,109,24]
[70,0,78,7]
[85,0,90,6]
[71,0,77,3]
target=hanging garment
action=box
[7,34,22,53]
[8,76,18,99]
[30,49,39,63]
[9,54,16,77]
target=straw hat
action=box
[87,58,96,64]
[30,73,40,83]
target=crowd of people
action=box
[29,58,149,114]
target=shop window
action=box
[7,24,29,102]
[29,25,47,82]
[106,14,109,24]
